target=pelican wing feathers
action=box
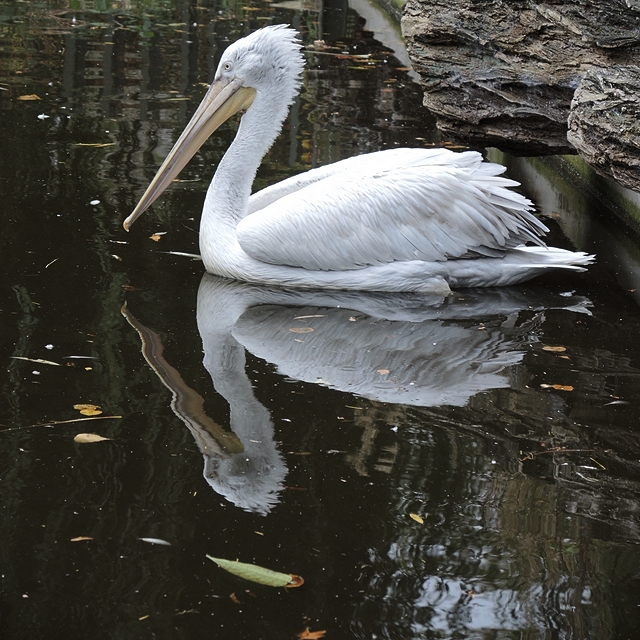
[238,149,548,271]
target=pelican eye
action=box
[223,62,232,71]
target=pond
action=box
[1,1,640,638]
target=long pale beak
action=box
[123,77,256,231]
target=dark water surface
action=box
[1,1,640,639]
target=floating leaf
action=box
[298,628,327,639]
[73,403,102,416]
[17,94,41,101]
[409,513,424,524]
[12,356,61,366]
[376,369,390,375]
[540,384,574,392]
[542,345,567,353]
[74,433,110,443]
[289,327,314,334]
[70,536,93,542]
[140,537,171,546]
[74,142,115,148]
[206,555,303,588]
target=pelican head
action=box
[124,24,303,230]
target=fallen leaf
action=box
[73,142,115,147]
[542,345,567,353]
[74,433,111,443]
[409,513,424,524]
[122,284,140,291]
[298,629,327,639]
[540,384,574,392]
[206,555,303,588]
[149,232,167,242]
[139,537,171,546]
[73,403,102,416]
[376,369,390,375]
[17,94,41,100]
[229,592,241,604]
[139,615,150,621]
[289,327,314,334]
[70,536,93,542]
[12,356,61,366]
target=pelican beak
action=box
[123,78,256,231]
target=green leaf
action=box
[206,555,296,587]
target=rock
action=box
[568,66,640,192]
[401,0,640,156]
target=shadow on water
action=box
[1,1,640,639]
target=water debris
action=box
[542,345,567,352]
[45,258,59,269]
[73,433,111,443]
[149,231,167,242]
[140,537,172,546]
[289,327,314,333]
[159,251,202,260]
[11,356,61,367]
[17,94,41,100]
[74,143,115,148]
[293,314,325,320]
[70,536,93,542]
[298,628,327,639]
[206,555,303,588]
[376,369,390,375]
[409,513,424,525]
[540,383,574,391]
[0,415,122,434]
[73,403,102,416]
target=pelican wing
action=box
[247,148,459,215]
[238,149,548,271]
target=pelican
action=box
[124,25,593,293]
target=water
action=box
[1,1,640,638]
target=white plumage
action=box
[124,25,593,293]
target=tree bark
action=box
[402,0,640,158]
[568,66,640,192]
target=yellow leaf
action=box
[17,94,41,101]
[74,433,110,443]
[409,513,424,524]
[542,345,567,353]
[298,628,327,639]
[73,403,102,416]
[540,384,574,392]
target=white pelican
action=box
[124,25,593,293]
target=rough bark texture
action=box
[568,66,640,192]
[401,0,640,156]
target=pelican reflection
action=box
[124,275,590,514]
